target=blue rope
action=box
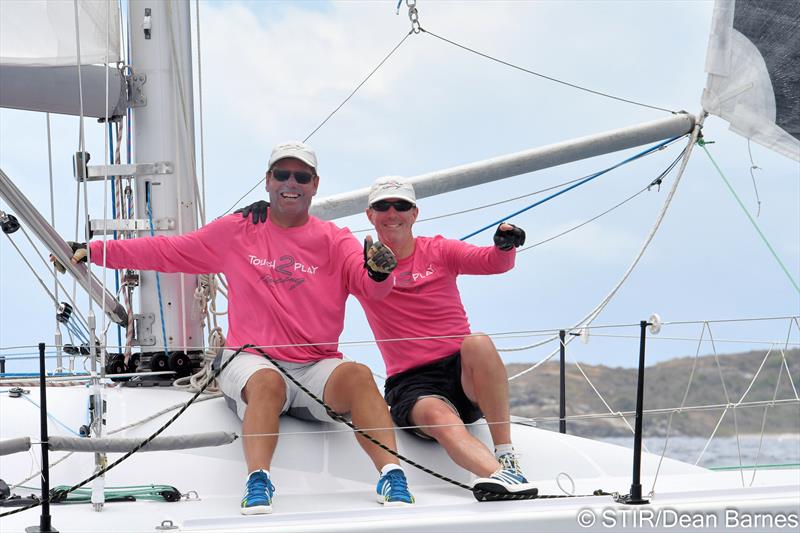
[65,319,89,345]
[108,123,123,352]
[145,183,170,358]
[21,394,81,437]
[460,136,682,241]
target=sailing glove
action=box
[493,223,525,251]
[236,200,270,224]
[364,235,397,282]
[50,241,88,273]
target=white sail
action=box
[0,0,120,66]
[702,0,800,161]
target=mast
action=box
[127,0,203,355]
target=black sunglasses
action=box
[271,169,315,185]
[370,200,415,212]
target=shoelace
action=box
[247,474,272,500]
[385,470,410,498]
[498,453,522,475]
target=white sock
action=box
[380,464,403,476]
[249,468,270,479]
[494,444,514,458]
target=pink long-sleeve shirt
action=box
[356,235,515,376]
[89,214,392,363]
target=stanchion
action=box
[26,342,58,532]
[559,329,566,434]
[621,321,650,505]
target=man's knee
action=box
[337,362,378,389]
[243,369,286,408]
[412,399,464,441]
[461,333,501,368]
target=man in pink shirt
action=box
[55,143,415,514]
[358,176,536,497]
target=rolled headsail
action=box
[702,0,799,161]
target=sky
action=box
[1,0,798,379]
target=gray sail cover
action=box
[702,0,799,161]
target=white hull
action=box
[2,385,798,532]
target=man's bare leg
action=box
[410,397,499,477]
[323,362,399,470]
[460,334,511,448]
[241,369,287,472]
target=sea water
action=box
[600,434,800,469]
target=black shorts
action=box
[384,352,483,438]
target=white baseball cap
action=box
[368,176,416,206]
[268,141,318,170]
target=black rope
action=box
[421,28,676,115]
[2,344,608,519]
[250,347,604,501]
[0,345,250,518]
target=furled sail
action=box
[0,0,120,66]
[702,0,799,161]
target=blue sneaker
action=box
[376,468,415,507]
[472,454,538,500]
[241,469,275,515]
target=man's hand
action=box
[364,235,397,282]
[493,223,525,251]
[236,200,270,224]
[50,242,88,273]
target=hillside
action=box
[507,349,800,437]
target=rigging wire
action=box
[3,314,797,356]
[44,113,64,369]
[221,30,415,217]
[302,30,413,144]
[519,144,688,253]
[349,171,625,235]
[459,135,684,241]
[746,139,762,217]
[421,28,676,115]
[506,120,703,378]
[71,0,94,318]
[699,141,799,294]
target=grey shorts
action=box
[215,349,348,422]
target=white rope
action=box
[782,318,800,400]
[705,323,747,482]
[570,357,643,447]
[506,118,704,379]
[708,326,732,404]
[563,331,798,347]
[694,406,729,465]
[45,112,65,373]
[647,322,708,494]
[71,0,92,308]
[736,344,775,406]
